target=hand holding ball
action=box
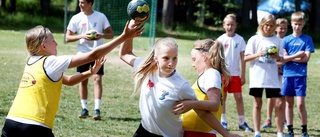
[127,0,150,21]
[86,30,97,40]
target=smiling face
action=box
[42,33,58,56]
[223,18,237,37]
[276,23,288,39]
[154,45,178,77]
[79,0,92,13]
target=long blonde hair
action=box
[193,39,230,85]
[257,14,276,37]
[25,25,49,56]
[132,37,178,96]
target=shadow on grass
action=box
[108,117,141,122]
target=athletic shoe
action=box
[93,109,101,120]
[79,108,89,118]
[221,121,228,130]
[285,132,294,137]
[301,132,309,137]
[262,119,272,128]
[254,134,261,137]
[239,122,254,132]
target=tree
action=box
[309,0,320,32]
[8,0,16,13]
[41,0,51,15]
[241,0,257,28]
[1,0,6,9]
[162,0,174,30]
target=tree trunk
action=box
[295,0,301,11]
[310,0,320,32]
[41,0,50,15]
[1,0,6,9]
[186,0,194,22]
[241,0,250,28]
[162,0,174,30]
[8,0,15,13]
[250,0,257,27]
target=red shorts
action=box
[184,131,216,137]
[223,76,242,93]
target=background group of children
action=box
[0,1,314,135]
[219,11,314,137]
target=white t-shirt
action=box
[245,34,283,88]
[198,68,222,92]
[133,58,197,137]
[198,68,221,134]
[217,33,246,76]
[67,11,111,54]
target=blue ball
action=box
[127,0,149,21]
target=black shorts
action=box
[77,61,104,75]
[133,123,163,137]
[1,119,54,137]
[249,88,282,98]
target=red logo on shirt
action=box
[147,79,154,88]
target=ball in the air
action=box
[127,0,150,21]
[87,30,97,40]
[266,45,278,55]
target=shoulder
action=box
[203,68,220,77]
[93,10,107,17]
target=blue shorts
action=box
[281,76,307,97]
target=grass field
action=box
[0,29,319,137]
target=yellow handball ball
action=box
[87,30,97,40]
[266,45,278,55]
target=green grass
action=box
[0,28,320,137]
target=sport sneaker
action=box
[239,122,254,132]
[254,134,261,137]
[262,119,272,128]
[79,108,89,118]
[93,109,101,120]
[301,132,309,137]
[221,121,228,130]
[285,132,294,137]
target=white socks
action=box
[81,99,87,109]
[94,99,101,110]
[277,132,283,137]
[238,115,245,124]
[221,114,227,123]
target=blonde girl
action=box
[244,14,284,137]
[179,39,232,137]
[1,22,142,136]
[119,20,240,137]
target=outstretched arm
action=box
[63,56,106,86]
[68,21,144,69]
[119,18,149,67]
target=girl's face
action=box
[223,18,237,36]
[262,21,275,37]
[154,45,178,77]
[43,33,58,56]
[191,49,206,75]
[276,23,288,39]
